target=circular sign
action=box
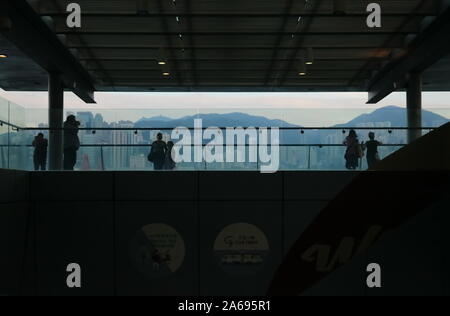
[131,223,185,279]
[213,223,270,276]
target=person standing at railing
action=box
[164,141,176,170]
[32,133,48,171]
[363,132,383,169]
[148,132,167,170]
[343,130,363,170]
[63,115,81,171]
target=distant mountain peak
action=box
[340,106,449,127]
[136,115,173,123]
[134,112,298,128]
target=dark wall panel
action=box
[30,172,114,201]
[115,172,197,201]
[284,171,358,201]
[35,202,114,296]
[442,197,450,296]
[0,169,15,203]
[302,252,368,296]
[0,202,29,296]
[307,197,449,296]
[115,202,198,296]
[0,170,29,203]
[199,172,283,201]
[284,201,328,255]
[199,201,282,296]
[366,206,444,296]
[446,250,450,296]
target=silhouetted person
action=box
[164,141,176,170]
[363,132,382,169]
[148,133,167,170]
[32,133,48,171]
[63,115,80,171]
[344,130,361,170]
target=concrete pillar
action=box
[406,72,423,144]
[48,73,64,170]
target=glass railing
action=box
[0,96,26,169]
[1,93,445,172]
[0,125,436,171]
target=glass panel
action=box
[9,101,25,127]
[0,123,8,169]
[1,94,447,171]
[0,97,8,123]
[8,131,33,170]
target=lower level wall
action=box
[0,169,29,296]
[304,195,450,296]
[1,170,449,296]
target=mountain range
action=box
[338,106,449,127]
[135,106,449,129]
[135,112,298,128]
[133,106,448,145]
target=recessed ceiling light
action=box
[163,72,170,76]
[305,48,314,65]
[0,54,8,58]
[158,61,167,65]
[298,57,307,76]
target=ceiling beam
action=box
[350,0,430,89]
[277,0,323,86]
[185,0,198,86]
[155,0,182,86]
[35,13,439,18]
[62,34,407,49]
[367,6,450,103]
[0,0,96,103]
[48,0,115,90]
[263,0,294,85]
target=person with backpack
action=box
[343,130,363,170]
[148,133,167,170]
[164,141,176,170]
[63,115,81,171]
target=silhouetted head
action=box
[349,130,357,138]
[67,115,76,123]
[37,133,44,138]
[157,133,163,141]
[368,132,375,140]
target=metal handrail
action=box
[0,144,407,147]
[20,126,437,131]
[0,119,22,130]
[0,119,439,132]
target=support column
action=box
[48,73,64,170]
[406,72,423,144]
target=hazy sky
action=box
[1,89,449,126]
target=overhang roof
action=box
[0,0,449,96]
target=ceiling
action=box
[0,0,449,93]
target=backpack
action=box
[147,147,154,162]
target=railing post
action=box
[100,146,105,171]
[48,73,64,170]
[308,146,311,170]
